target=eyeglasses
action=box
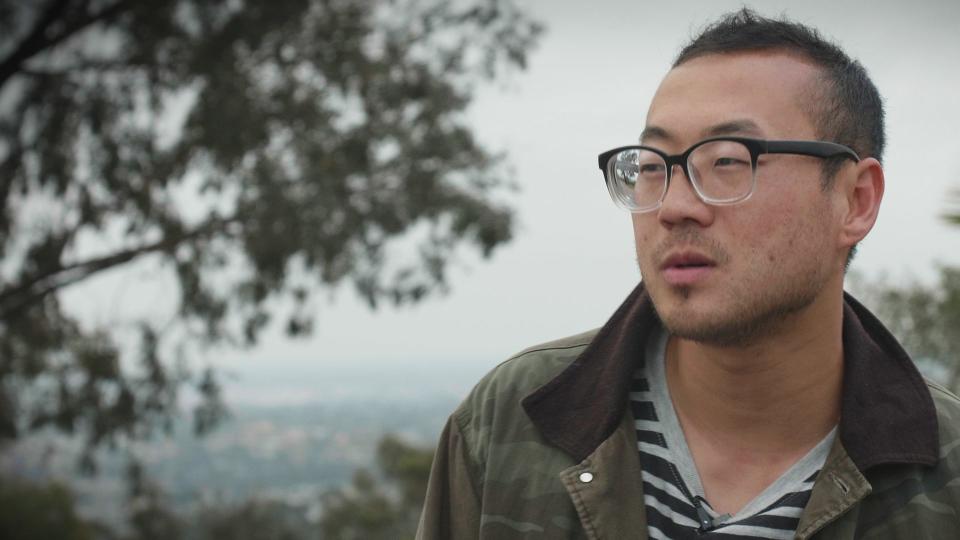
[597,137,860,213]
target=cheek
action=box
[748,197,836,269]
[731,200,800,265]
[631,216,658,275]
[631,215,652,249]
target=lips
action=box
[661,252,716,270]
[660,251,716,286]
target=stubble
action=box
[642,225,832,348]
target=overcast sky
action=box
[65,0,960,403]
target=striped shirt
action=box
[632,328,836,539]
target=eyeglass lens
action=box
[607,140,754,210]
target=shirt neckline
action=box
[643,324,837,523]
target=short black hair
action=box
[674,8,885,174]
[675,8,883,270]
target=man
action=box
[417,9,960,540]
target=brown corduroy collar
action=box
[522,284,939,471]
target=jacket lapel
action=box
[522,284,657,462]
[795,438,871,539]
[558,412,649,540]
[839,293,938,469]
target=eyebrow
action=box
[638,125,673,144]
[704,119,763,138]
[639,119,765,145]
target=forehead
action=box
[644,50,823,145]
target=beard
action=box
[641,227,833,348]
[651,279,823,347]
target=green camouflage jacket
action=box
[416,285,960,539]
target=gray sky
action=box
[65,0,960,403]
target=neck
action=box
[666,284,844,454]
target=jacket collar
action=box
[522,283,939,470]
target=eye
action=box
[639,163,666,174]
[714,157,749,167]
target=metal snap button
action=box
[579,472,594,483]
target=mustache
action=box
[649,227,730,266]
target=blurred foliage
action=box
[0,476,105,540]
[0,0,541,468]
[852,266,960,392]
[124,458,182,540]
[0,433,432,539]
[190,499,314,540]
[319,434,433,540]
[946,189,960,226]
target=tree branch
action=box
[19,58,133,77]
[0,0,73,88]
[0,96,31,239]
[0,0,136,89]
[0,215,239,320]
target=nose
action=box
[657,163,714,227]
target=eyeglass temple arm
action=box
[764,140,860,162]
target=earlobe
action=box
[839,157,884,248]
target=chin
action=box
[651,283,823,348]
[660,314,756,347]
[653,303,728,343]
[647,286,718,337]
[646,278,702,310]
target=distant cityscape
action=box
[2,358,490,528]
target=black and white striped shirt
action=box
[632,328,836,540]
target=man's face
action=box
[634,50,848,346]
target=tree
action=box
[946,189,960,226]
[0,0,541,466]
[319,434,433,540]
[0,476,106,540]
[190,498,315,540]
[851,266,960,391]
[123,458,183,540]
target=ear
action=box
[837,157,884,249]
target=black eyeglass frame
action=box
[597,136,861,212]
